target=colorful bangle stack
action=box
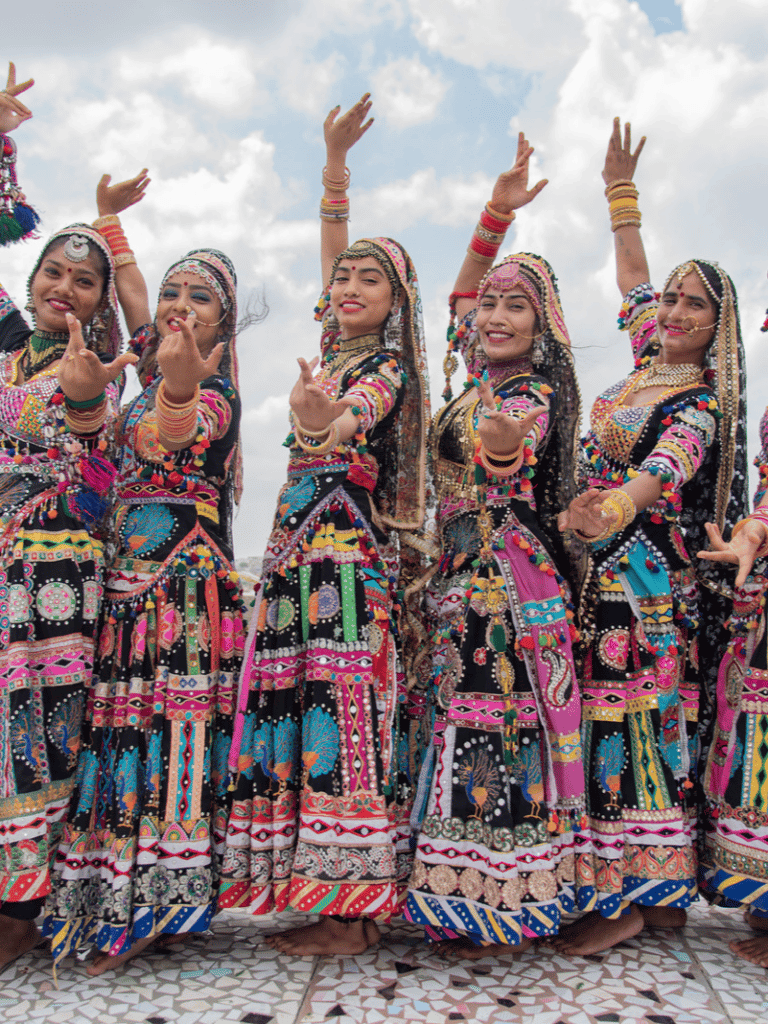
[322,166,351,193]
[65,392,107,435]
[476,440,525,478]
[92,213,136,267]
[156,381,200,444]
[593,488,637,541]
[732,506,768,557]
[467,203,515,264]
[320,196,350,221]
[605,178,641,232]
[294,418,340,455]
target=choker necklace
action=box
[632,361,704,392]
[323,332,382,369]
[485,354,533,387]
[22,329,69,378]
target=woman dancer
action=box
[44,174,247,973]
[695,303,768,967]
[405,136,589,958]
[218,95,430,956]
[0,76,132,971]
[555,119,748,955]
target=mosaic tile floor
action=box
[2,900,766,1023]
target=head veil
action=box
[320,237,431,531]
[26,223,122,357]
[451,252,583,585]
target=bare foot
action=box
[730,934,768,967]
[745,910,768,933]
[640,906,687,929]
[0,916,43,974]
[550,906,643,955]
[154,933,193,948]
[264,917,380,956]
[433,935,532,960]
[86,934,155,975]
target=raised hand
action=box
[97,169,150,217]
[156,314,224,401]
[475,375,546,454]
[290,357,353,433]
[324,94,373,160]
[558,488,618,540]
[698,520,768,587]
[489,132,548,216]
[58,313,138,402]
[602,117,646,186]
[0,62,33,134]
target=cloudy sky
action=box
[3,0,768,557]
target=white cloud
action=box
[371,56,447,127]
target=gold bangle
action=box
[604,178,636,196]
[477,442,525,478]
[466,247,495,265]
[294,420,340,455]
[592,488,637,541]
[485,203,516,224]
[294,417,334,439]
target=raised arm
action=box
[320,94,373,287]
[0,62,33,134]
[93,170,151,336]
[452,133,548,323]
[603,118,650,297]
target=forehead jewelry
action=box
[675,261,695,284]
[63,234,91,262]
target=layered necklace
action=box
[631,361,704,393]
[323,332,382,375]
[21,329,69,379]
[485,354,534,389]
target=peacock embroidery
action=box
[302,707,339,784]
[457,749,502,820]
[49,693,85,769]
[595,734,625,809]
[510,740,544,820]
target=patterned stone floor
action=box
[2,901,767,1023]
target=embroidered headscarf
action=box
[446,252,583,586]
[319,237,431,531]
[26,223,122,357]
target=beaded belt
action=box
[435,457,474,502]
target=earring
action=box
[385,306,402,348]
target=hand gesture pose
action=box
[290,356,355,433]
[558,488,618,540]
[0,62,34,134]
[489,132,548,217]
[602,117,646,187]
[324,94,373,162]
[156,314,225,402]
[96,169,150,217]
[58,313,137,402]
[698,519,768,588]
[475,374,546,454]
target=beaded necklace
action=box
[322,332,381,374]
[21,329,69,379]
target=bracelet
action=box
[294,416,335,439]
[467,203,516,263]
[605,180,641,233]
[66,391,106,410]
[322,166,351,193]
[156,381,200,444]
[592,488,637,542]
[65,400,107,436]
[319,195,350,221]
[93,213,137,267]
[294,419,340,455]
[476,441,525,478]
[732,509,768,557]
